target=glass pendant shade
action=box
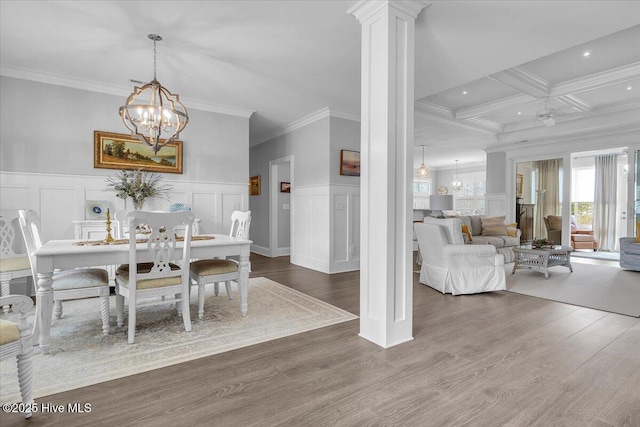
[119,34,188,154]
[416,146,429,178]
[452,160,463,191]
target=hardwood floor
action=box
[2,255,639,426]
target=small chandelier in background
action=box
[416,145,429,178]
[451,159,463,191]
[119,34,189,154]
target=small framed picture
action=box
[280,182,291,193]
[249,175,261,196]
[516,174,524,197]
[85,200,111,220]
[340,150,360,176]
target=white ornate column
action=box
[349,0,428,347]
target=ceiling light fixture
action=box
[452,160,463,191]
[517,111,522,115]
[462,91,468,95]
[583,51,591,57]
[119,34,189,154]
[417,146,429,178]
[627,86,633,90]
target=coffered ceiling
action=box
[415,24,640,168]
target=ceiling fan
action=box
[522,97,583,127]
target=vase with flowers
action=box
[106,169,172,210]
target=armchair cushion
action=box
[0,318,20,345]
[0,257,30,273]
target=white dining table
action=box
[32,234,252,354]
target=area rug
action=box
[505,263,640,317]
[0,277,358,403]
[571,250,620,261]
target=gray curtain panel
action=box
[594,154,618,251]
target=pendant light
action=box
[452,160,463,191]
[119,34,189,154]
[417,146,429,178]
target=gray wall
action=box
[486,151,507,193]
[277,162,291,248]
[249,117,330,248]
[330,117,361,184]
[0,76,249,183]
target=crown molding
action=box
[348,0,430,23]
[455,93,535,120]
[464,117,503,133]
[489,123,640,154]
[555,94,591,112]
[551,61,640,96]
[489,66,549,98]
[253,107,359,146]
[415,100,497,136]
[0,65,255,118]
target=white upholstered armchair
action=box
[414,219,506,295]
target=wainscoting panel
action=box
[291,185,330,273]
[330,185,360,273]
[0,171,248,240]
[486,193,507,218]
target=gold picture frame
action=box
[516,174,524,197]
[94,130,183,174]
[249,175,261,195]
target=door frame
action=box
[269,155,293,257]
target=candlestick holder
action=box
[104,209,115,243]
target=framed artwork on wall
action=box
[94,130,183,174]
[340,149,360,176]
[249,175,261,195]
[280,182,291,193]
[516,174,524,197]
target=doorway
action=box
[269,156,293,257]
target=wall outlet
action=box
[283,204,290,210]
[336,202,345,210]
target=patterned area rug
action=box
[1,277,357,403]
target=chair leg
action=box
[181,292,192,332]
[127,295,136,344]
[53,299,63,319]
[99,290,110,335]
[214,282,220,296]
[225,281,233,300]
[176,293,182,315]
[16,347,34,418]
[1,274,10,314]
[115,289,124,328]
[198,282,205,320]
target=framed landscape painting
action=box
[94,130,183,174]
[340,149,360,176]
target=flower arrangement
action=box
[106,169,172,210]
[532,238,555,248]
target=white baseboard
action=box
[274,247,290,257]
[251,244,271,257]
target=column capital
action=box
[348,0,430,23]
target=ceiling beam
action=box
[454,93,535,120]
[488,66,550,98]
[550,61,640,96]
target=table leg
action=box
[238,252,250,317]
[34,272,54,354]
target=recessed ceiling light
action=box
[517,111,522,115]
[462,91,467,95]
[583,51,591,57]
[627,86,633,90]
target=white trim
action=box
[1,65,255,118]
[269,155,294,260]
[250,244,271,257]
[253,107,360,146]
[551,61,640,96]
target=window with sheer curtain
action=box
[453,171,485,215]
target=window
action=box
[413,180,431,194]
[571,165,594,225]
[453,171,485,215]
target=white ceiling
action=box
[1,1,639,169]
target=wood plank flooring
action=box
[2,255,638,426]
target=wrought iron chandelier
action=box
[416,146,429,178]
[452,159,463,191]
[119,34,189,154]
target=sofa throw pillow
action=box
[461,224,473,242]
[506,222,518,237]
[481,216,507,236]
[469,215,482,236]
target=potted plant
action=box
[106,169,172,210]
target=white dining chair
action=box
[0,294,35,418]
[189,210,251,320]
[1,216,32,314]
[115,211,195,344]
[18,210,110,335]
